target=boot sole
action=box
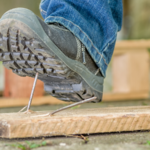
[0,8,103,102]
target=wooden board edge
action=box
[0,106,150,138]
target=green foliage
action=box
[6,143,26,150]
[7,140,50,150]
[146,141,150,145]
[84,137,89,144]
[147,48,150,53]
[142,102,148,106]
[42,141,47,146]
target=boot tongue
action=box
[47,24,78,59]
[37,16,78,59]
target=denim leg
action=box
[39,0,123,77]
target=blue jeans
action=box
[39,0,123,77]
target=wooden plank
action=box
[0,96,70,108]
[103,92,149,101]
[0,91,148,108]
[115,40,150,49]
[0,106,150,138]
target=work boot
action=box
[0,8,104,102]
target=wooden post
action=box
[103,40,150,101]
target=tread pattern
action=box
[1,28,69,77]
[0,27,102,102]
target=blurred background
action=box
[0,0,150,107]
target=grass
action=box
[82,136,89,144]
[7,140,52,150]
[146,141,150,145]
[71,105,81,109]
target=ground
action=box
[0,99,150,150]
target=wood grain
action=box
[0,106,150,138]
